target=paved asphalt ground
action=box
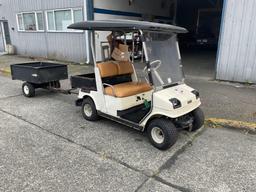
[0,72,256,191]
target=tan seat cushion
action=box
[97,62,118,78]
[117,61,134,75]
[105,82,152,98]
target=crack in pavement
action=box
[153,176,192,192]
[0,107,201,192]
[0,94,23,100]
[158,128,205,173]
[134,177,150,192]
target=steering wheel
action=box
[143,60,162,73]
[150,60,162,70]
[143,60,162,83]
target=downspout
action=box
[84,0,94,64]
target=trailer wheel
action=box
[48,81,61,88]
[147,119,178,150]
[22,82,35,97]
[190,108,205,131]
[81,97,99,121]
[54,81,61,88]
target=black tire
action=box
[54,81,61,88]
[191,108,205,131]
[147,119,178,150]
[48,81,61,88]
[81,97,99,121]
[22,82,35,97]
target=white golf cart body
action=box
[69,20,201,131]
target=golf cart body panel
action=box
[140,84,201,127]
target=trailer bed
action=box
[11,62,68,84]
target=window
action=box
[46,8,83,32]
[47,11,55,30]
[74,9,83,23]
[55,10,72,31]
[17,14,24,31]
[36,12,44,31]
[16,12,44,32]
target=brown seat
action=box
[97,61,152,97]
[105,82,152,97]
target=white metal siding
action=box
[0,0,86,63]
[217,0,256,83]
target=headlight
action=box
[191,90,200,99]
[169,98,182,109]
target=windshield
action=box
[144,32,184,88]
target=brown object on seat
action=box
[97,61,118,78]
[117,61,134,75]
[105,82,152,98]
[119,44,129,52]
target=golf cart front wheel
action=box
[81,97,99,121]
[190,107,205,131]
[147,119,178,150]
[22,82,35,97]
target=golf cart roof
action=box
[68,19,188,34]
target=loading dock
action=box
[176,0,223,79]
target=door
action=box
[0,21,11,52]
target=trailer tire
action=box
[81,97,99,121]
[147,119,178,150]
[22,82,35,97]
[54,81,61,88]
[48,81,61,88]
[190,107,205,131]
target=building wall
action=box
[0,0,87,63]
[216,0,256,83]
[0,0,173,63]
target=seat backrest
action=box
[116,61,134,75]
[97,61,118,78]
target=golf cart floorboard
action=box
[117,103,151,123]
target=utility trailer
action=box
[11,62,69,97]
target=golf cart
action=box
[68,20,204,150]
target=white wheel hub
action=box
[23,85,30,95]
[83,104,92,117]
[151,127,164,144]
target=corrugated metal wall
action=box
[217,0,256,83]
[0,0,87,63]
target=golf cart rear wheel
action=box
[22,82,35,97]
[147,119,178,150]
[190,107,205,131]
[81,97,99,121]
